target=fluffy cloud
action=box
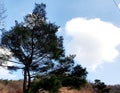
[118,3,120,9]
[64,17,120,71]
[0,48,17,79]
[0,67,16,79]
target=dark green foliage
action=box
[93,79,110,93]
[61,76,86,89]
[29,79,41,93]
[48,55,87,90]
[33,3,46,20]
[1,3,64,93]
[61,64,87,89]
[29,62,87,93]
[30,75,62,93]
[71,65,87,78]
[30,63,87,92]
[39,75,62,93]
[49,55,75,76]
[1,3,88,93]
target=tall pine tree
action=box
[1,3,88,93]
[1,3,64,93]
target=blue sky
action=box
[1,0,120,85]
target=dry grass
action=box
[0,80,94,93]
[0,83,8,93]
[0,80,23,93]
[59,84,94,93]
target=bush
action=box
[30,75,62,93]
[30,64,88,93]
[40,75,62,93]
[93,79,110,93]
[62,76,86,89]
[29,79,41,93]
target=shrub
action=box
[93,79,110,93]
[30,75,62,93]
[62,76,86,89]
[40,75,62,93]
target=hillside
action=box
[0,80,23,93]
[0,79,119,93]
[0,80,93,93]
[0,79,118,93]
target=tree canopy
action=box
[1,3,65,93]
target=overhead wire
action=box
[112,0,120,12]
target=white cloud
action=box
[64,17,120,71]
[118,3,120,9]
[0,48,17,79]
[0,67,16,79]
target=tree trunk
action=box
[23,68,27,93]
[27,69,31,92]
[23,67,31,93]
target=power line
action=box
[112,0,120,12]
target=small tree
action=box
[30,56,88,93]
[48,55,88,90]
[60,64,87,89]
[1,3,64,93]
[93,79,110,93]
